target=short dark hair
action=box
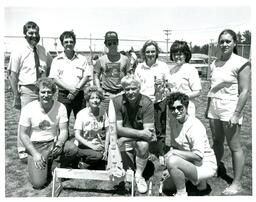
[170,40,192,62]
[35,77,57,95]
[140,40,161,61]
[218,29,238,54]
[167,92,189,109]
[59,31,76,46]
[23,21,39,35]
[84,86,104,102]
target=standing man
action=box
[49,31,91,120]
[8,21,52,160]
[112,75,156,194]
[93,31,131,113]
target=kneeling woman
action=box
[74,86,109,169]
[163,92,217,196]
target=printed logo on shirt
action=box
[105,62,122,78]
[38,120,51,130]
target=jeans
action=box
[27,140,78,189]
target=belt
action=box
[103,88,123,94]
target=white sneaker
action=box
[135,175,148,194]
[173,191,188,196]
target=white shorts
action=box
[193,155,217,185]
[207,97,243,124]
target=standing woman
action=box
[206,29,251,195]
[134,40,169,158]
[167,40,202,116]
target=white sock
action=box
[176,187,187,195]
[135,156,147,177]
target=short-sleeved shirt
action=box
[19,100,68,142]
[208,53,249,101]
[135,60,169,103]
[112,94,154,129]
[8,41,52,85]
[166,63,202,96]
[170,116,215,160]
[49,52,90,89]
[74,107,109,148]
[93,54,131,92]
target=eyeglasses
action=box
[107,41,118,46]
[63,40,74,44]
[145,50,156,54]
[170,105,184,112]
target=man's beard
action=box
[25,35,40,45]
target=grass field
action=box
[5,80,252,197]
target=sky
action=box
[2,0,252,53]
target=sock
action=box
[135,156,147,177]
[176,187,187,195]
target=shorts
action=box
[192,155,217,185]
[207,97,243,124]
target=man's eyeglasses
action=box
[107,41,118,46]
[170,105,184,112]
[145,50,156,54]
[63,40,74,44]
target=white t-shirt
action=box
[135,60,169,103]
[208,53,249,101]
[74,107,109,148]
[166,63,202,115]
[19,100,68,142]
[170,116,215,160]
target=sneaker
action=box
[135,175,148,194]
[173,191,188,196]
[19,152,28,164]
[222,184,244,195]
[78,161,90,169]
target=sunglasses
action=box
[170,105,184,112]
[145,50,156,54]
[107,41,118,46]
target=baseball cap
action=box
[104,31,118,43]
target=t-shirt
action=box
[74,107,109,148]
[166,63,202,95]
[19,100,68,142]
[94,54,131,92]
[170,116,215,161]
[208,53,249,101]
[166,63,202,115]
[113,94,154,129]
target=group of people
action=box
[8,21,250,196]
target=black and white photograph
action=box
[2,0,254,198]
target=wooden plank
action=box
[55,168,115,181]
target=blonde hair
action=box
[121,75,141,88]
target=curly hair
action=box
[35,77,57,95]
[59,31,76,46]
[140,40,161,61]
[84,86,104,101]
[167,92,189,109]
[169,40,192,63]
